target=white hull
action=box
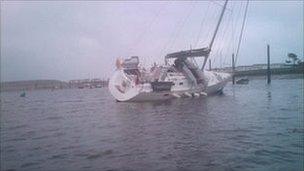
[109,69,230,102]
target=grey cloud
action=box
[1,1,303,81]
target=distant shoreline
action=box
[1,73,302,93]
[1,63,303,92]
[0,79,108,92]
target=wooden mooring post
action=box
[267,44,271,84]
[209,59,212,71]
[232,53,235,84]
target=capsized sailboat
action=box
[109,0,231,102]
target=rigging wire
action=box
[212,1,243,69]
[229,1,244,56]
[157,0,247,69]
[160,2,195,57]
[201,0,229,70]
[223,2,237,68]
[234,0,249,65]
[230,2,237,58]
[194,3,217,51]
[195,3,221,67]
[128,3,167,55]
[210,1,233,68]
[224,3,242,65]
[216,8,233,67]
[226,1,245,67]
[222,2,238,67]
[220,1,243,67]
[194,2,211,48]
[205,5,221,46]
[209,0,233,12]
[167,2,196,52]
[191,1,212,68]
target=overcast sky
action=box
[1,1,303,81]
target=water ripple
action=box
[1,78,303,171]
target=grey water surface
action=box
[1,75,303,171]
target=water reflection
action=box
[265,85,272,109]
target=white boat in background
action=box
[109,0,232,102]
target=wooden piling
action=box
[232,53,235,84]
[209,59,212,71]
[267,44,271,84]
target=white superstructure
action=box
[108,56,230,102]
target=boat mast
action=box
[201,0,228,70]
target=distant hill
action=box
[0,80,69,92]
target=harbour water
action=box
[1,75,303,171]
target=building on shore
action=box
[0,78,109,92]
[0,80,69,92]
[68,78,108,89]
[212,62,303,77]
[213,63,301,72]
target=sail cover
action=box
[165,47,210,59]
